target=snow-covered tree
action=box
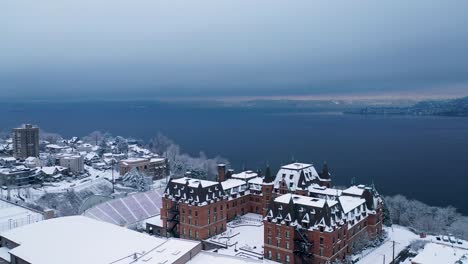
[122,168,152,191]
[115,136,128,153]
[148,134,229,180]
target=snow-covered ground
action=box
[0,199,43,232]
[356,225,419,264]
[207,213,264,260]
[356,224,468,264]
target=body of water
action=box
[1,101,467,214]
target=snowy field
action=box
[0,199,43,232]
[356,225,418,264]
[208,213,264,260]
[356,224,468,264]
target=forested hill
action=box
[347,96,468,117]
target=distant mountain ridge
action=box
[348,96,468,117]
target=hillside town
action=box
[0,124,466,264]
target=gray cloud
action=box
[1,0,468,99]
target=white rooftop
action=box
[172,177,219,188]
[281,162,312,170]
[338,195,366,214]
[308,184,343,196]
[274,193,337,208]
[274,163,319,191]
[188,252,265,264]
[143,214,163,227]
[231,170,258,180]
[1,216,199,264]
[221,178,247,190]
[343,185,366,196]
[121,157,148,164]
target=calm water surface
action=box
[1,102,467,214]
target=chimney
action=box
[217,164,226,182]
[226,169,234,180]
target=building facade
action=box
[161,162,382,264]
[12,124,39,159]
[263,186,383,264]
[59,154,84,173]
[119,157,169,180]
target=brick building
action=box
[119,157,169,180]
[161,162,383,264]
[263,185,383,264]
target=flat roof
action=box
[231,170,258,180]
[274,193,337,208]
[281,162,312,170]
[172,177,218,188]
[1,216,199,264]
[188,252,265,264]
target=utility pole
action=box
[383,254,385,264]
[111,159,115,193]
[392,240,395,264]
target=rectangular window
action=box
[320,237,324,245]
[277,253,281,262]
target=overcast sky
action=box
[1,0,468,100]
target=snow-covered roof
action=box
[231,170,258,180]
[274,193,337,208]
[172,177,218,188]
[189,252,268,264]
[120,157,148,164]
[1,216,200,264]
[411,243,468,264]
[144,214,163,227]
[85,152,99,159]
[338,195,366,214]
[150,157,165,163]
[0,157,16,162]
[45,144,68,149]
[342,185,366,196]
[281,163,312,170]
[248,177,264,185]
[273,162,319,191]
[308,184,342,197]
[24,157,37,162]
[221,178,247,191]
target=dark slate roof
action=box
[164,177,225,206]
